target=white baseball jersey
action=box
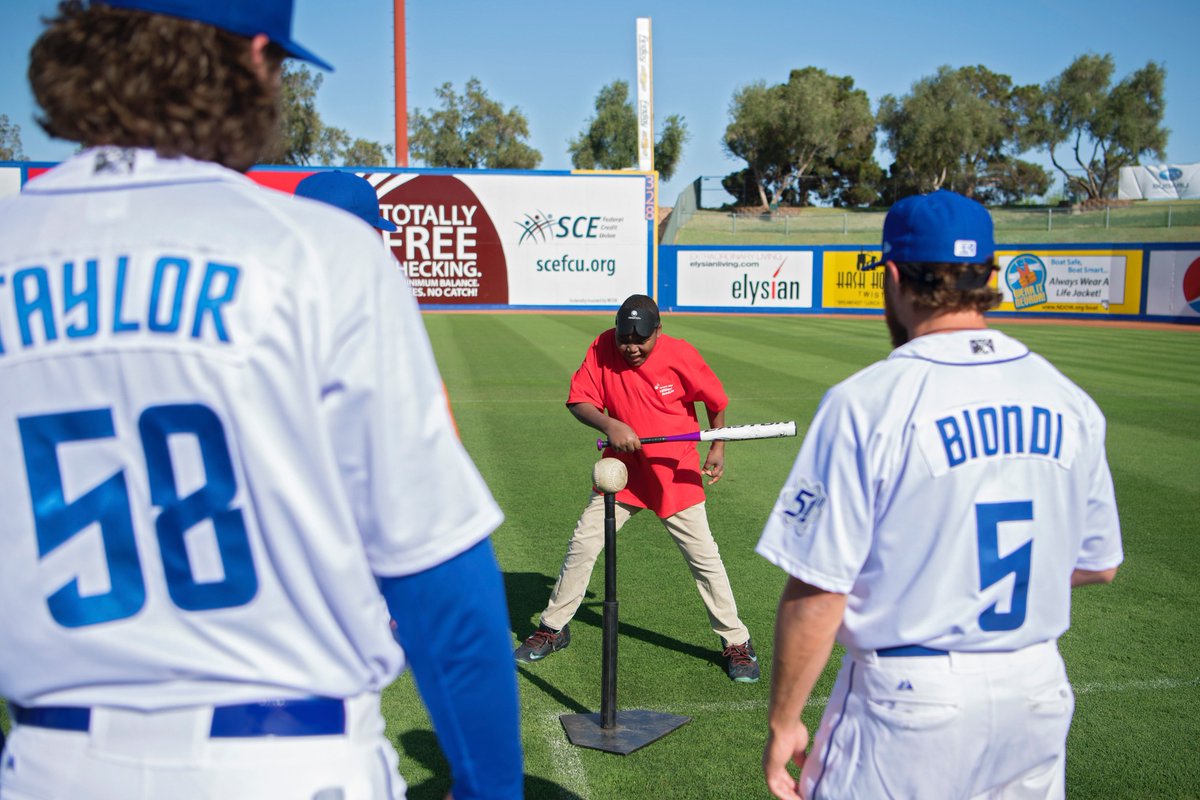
[0,148,502,709]
[757,328,1123,653]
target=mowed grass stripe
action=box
[425,314,580,403]
[991,324,1200,387]
[421,314,599,584]
[1106,427,1198,495]
[665,317,889,432]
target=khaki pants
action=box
[540,492,750,646]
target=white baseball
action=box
[592,457,628,494]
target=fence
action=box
[659,177,701,245]
[663,202,1200,245]
[991,204,1200,232]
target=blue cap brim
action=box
[97,0,334,71]
[276,39,334,72]
[376,217,398,232]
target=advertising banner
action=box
[676,249,814,308]
[822,250,885,310]
[1146,249,1200,318]
[249,169,653,307]
[0,167,20,200]
[1118,164,1200,200]
[995,250,1142,315]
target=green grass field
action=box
[397,313,1199,799]
[2,314,1195,799]
[671,201,1200,245]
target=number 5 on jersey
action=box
[975,500,1033,632]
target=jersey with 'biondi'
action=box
[757,328,1122,654]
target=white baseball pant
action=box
[801,639,1074,799]
[0,693,403,800]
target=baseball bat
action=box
[595,420,797,451]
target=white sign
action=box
[1118,163,1200,200]
[997,254,1126,307]
[677,250,814,308]
[0,167,20,200]
[1146,249,1200,317]
[364,171,650,307]
[636,18,653,172]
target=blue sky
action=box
[3,0,1198,206]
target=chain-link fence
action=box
[667,203,1200,245]
[991,203,1200,233]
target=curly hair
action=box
[29,1,285,171]
[895,262,1002,315]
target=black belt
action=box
[11,697,346,737]
[877,645,950,657]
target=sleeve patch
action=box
[775,479,826,537]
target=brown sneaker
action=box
[514,624,571,663]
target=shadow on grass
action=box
[399,729,584,800]
[504,571,725,679]
[572,603,725,670]
[515,665,590,714]
[504,571,565,634]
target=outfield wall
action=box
[1,162,657,310]
[3,161,1196,323]
[659,244,1200,324]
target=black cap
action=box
[615,294,660,338]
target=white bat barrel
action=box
[698,421,797,442]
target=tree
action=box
[409,77,541,169]
[812,135,884,207]
[722,81,783,209]
[653,114,688,182]
[720,168,760,207]
[878,65,1048,204]
[0,114,24,161]
[983,156,1051,205]
[342,138,394,167]
[722,68,878,209]
[273,64,392,166]
[275,63,323,164]
[1018,54,1167,201]
[567,80,689,180]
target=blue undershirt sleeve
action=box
[378,538,523,800]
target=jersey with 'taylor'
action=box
[568,330,727,517]
[0,149,502,709]
[757,329,1122,653]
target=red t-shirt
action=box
[567,330,728,517]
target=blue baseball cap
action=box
[97,0,333,71]
[295,171,397,232]
[860,190,995,270]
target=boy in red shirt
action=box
[514,295,758,682]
